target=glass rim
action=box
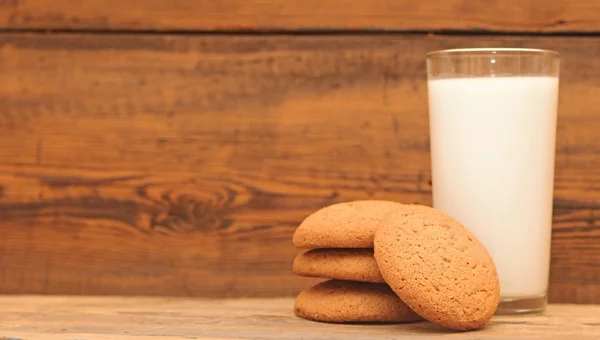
[427,48,560,59]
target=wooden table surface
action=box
[1,296,599,340]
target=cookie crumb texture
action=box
[294,280,422,323]
[374,208,500,331]
[293,248,385,283]
[293,200,413,249]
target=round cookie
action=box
[293,200,417,249]
[374,207,500,331]
[294,280,422,323]
[293,248,385,283]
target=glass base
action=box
[495,294,547,315]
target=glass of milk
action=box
[426,48,560,315]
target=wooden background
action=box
[0,1,599,304]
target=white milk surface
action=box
[428,76,559,298]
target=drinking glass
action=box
[426,48,560,315]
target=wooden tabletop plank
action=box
[0,296,599,339]
[0,0,600,33]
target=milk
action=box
[427,76,559,299]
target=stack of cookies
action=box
[292,200,500,331]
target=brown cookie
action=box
[294,280,422,323]
[293,248,385,283]
[293,200,421,249]
[374,207,500,331]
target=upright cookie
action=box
[374,207,500,331]
[294,280,422,323]
[293,200,418,249]
[293,248,384,283]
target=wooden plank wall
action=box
[1,0,600,32]
[0,1,599,304]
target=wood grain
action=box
[1,33,600,302]
[1,0,600,33]
[0,296,599,339]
